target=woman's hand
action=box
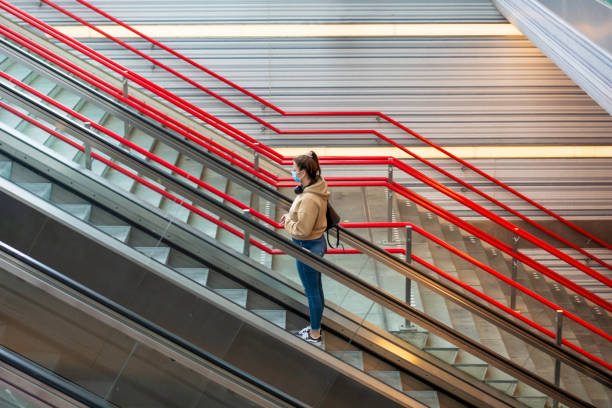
[279,213,289,226]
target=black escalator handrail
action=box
[0,344,115,408]
[0,241,307,408]
[0,82,606,408]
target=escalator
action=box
[0,94,608,407]
[0,239,313,408]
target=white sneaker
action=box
[297,326,310,336]
[297,329,322,346]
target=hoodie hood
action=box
[303,177,330,200]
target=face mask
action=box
[291,170,301,183]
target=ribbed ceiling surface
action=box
[9,0,507,23]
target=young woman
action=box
[279,151,329,345]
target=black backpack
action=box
[325,201,342,249]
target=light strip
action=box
[51,23,522,38]
[275,146,612,159]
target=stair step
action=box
[251,309,287,329]
[329,350,364,371]
[134,246,171,264]
[214,289,248,308]
[0,107,24,128]
[51,89,82,110]
[368,370,402,391]
[515,396,548,408]
[423,347,458,365]
[454,363,488,381]
[175,267,209,287]
[485,379,518,396]
[424,336,458,364]
[26,74,58,96]
[103,166,136,192]
[453,352,488,380]
[0,161,12,179]
[19,122,53,145]
[3,61,32,82]
[404,390,440,408]
[76,102,107,124]
[132,182,164,208]
[58,204,92,221]
[17,182,52,200]
[97,225,131,243]
[392,329,428,349]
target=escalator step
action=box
[368,370,402,391]
[134,246,171,264]
[0,161,11,179]
[454,363,487,381]
[213,288,248,308]
[97,225,131,243]
[175,267,209,287]
[329,350,365,371]
[3,61,32,82]
[251,309,287,329]
[391,329,429,349]
[27,74,58,97]
[404,390,440,408]
[485,380,518,396]
[17,182,52,200]
[58,203,92,221]
[0,105,25,128]
[19,121,53,145]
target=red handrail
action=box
[4,0,611,280]
[25,0,612,275]
[3,97,610,374]
[68,0,612,256]
[0,11,609,322]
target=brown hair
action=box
[294,150,321,182]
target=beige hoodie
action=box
[284,178,331,240]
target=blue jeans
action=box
[292,235,327,331]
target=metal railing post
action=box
[83,122,92,170]
[510,228,520,311]
[252,142,260,213]
[242,209,251,256]
[122,75,132,141]
[387,158,394,243]
[253,142,260,173]
[553,309,563,408]
[404,225,413,327]
[405,225,412,263]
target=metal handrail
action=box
[0,78,609,405]
[0,20,610,316]
[2,0,610,282]
[0,344,115,408]
[64,0,612,258]
[0,241,307,408]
